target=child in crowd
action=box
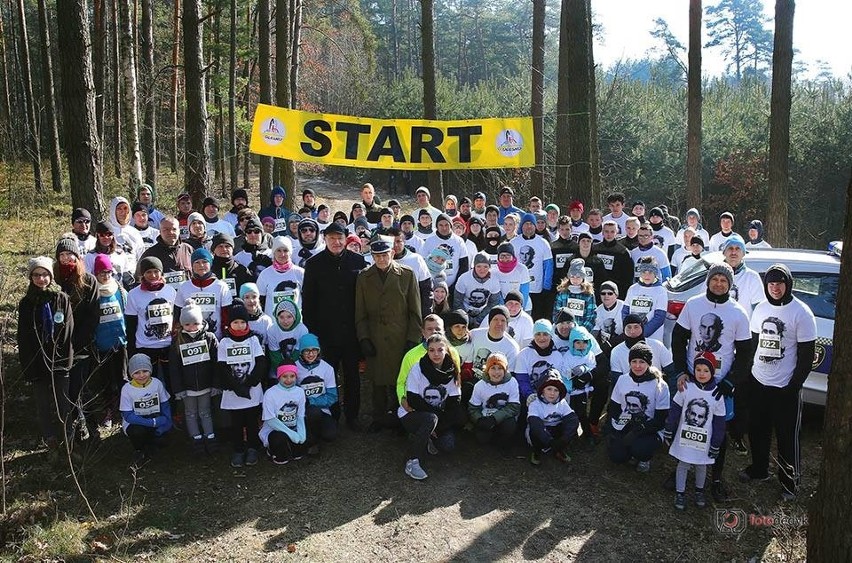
[467,353,520,449]
[515,319,564,405]
[260,363,307,464]
[563,327,598,444]
[607,342,670,473]
[175,248,233,339]
[527,370,579,465]
[217,300,268,468]
[453,253,501,327]
[240,283,274,346]
[553,258,596,331]
[443,309,475,403]
[120,353,172,465]
[169,299,220,454]
[662,352,725,510]
[266,298,308,386]
[622,257,667,341]
[295,334,339,453]
[92,254,128,430]
[398,334,464,480]
[431,280,450,315]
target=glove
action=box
[174,391,187,401]
[712,377,735,400]
[661,429,673,446]
[572,366,592,388]
[631,412,648,432]
[708,445,720,459]
[526,394,537,407]
[360,339,377,357]
[475,416,497,431]
[210,388,222,397]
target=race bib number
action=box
[277,404,298,426]
[630,296,652,315]
[224,278,236,297]
[679,424,709,450]
[600,254,614,271]
[164,270,187,288]
[757,334,782,359]
[132,394,161,416]
[179,225,189,240]
[302,381,325,397]
[274,218,288,234]
[147,302,173,326]
[272,289,299,305]
[99,302,122,323]
[225,344,252,365]
[193,292,216,313]
[446,260,454,272]
[180,340,210,365]
[566,298,585,315]
[555,254,569,268]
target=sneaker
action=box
[293,453,305,461]
[191,437,205,455]
[555,450,571,463]
[694,489,707,508]
[427,438,438,456]
[405,458,428,480]
[245,448,259,466]
[271,454,290,465]
[529,451,541,466]
[731,438,749,456]
[738,468,771,483]
[636,461,651,473]
[674,492,686,511]
[230,452,245,468]
[711,480,731,503]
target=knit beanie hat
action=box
[187,212,205,226]
[274,298,300,323]
[722,234,746,253]
[488,305,509,323]
[180,298,204,325]
[569,200,584,214]
[636,257,659,278]
[568,258,586,279]
[545,203,560,214]
[276,363,298,378]
[537,370,567,399]
[202,196,219,210]
[690,236,705,249]
[27,256,54,279]
[442,309,469,328]
[706,261,734,289]
[345,234,361,248]
[239,282,260,298]
[55,237,80,259]
[261,216,276,229]
[533,319,553,335]
[473,253,490,267]
[229,298,249,324]
[693,351,717,377]
[191,247,213,265]
[212,232,234,250]
[624,313,645,327]
[93,254,113,275]
[72,208,92,223]
[271,236,292,253]
[520,213,536,227]
[504,290,523,305]
[400,214,415,227]
[299,333,320,351]
[128,353,153,375]
[629,342,653,365]
[95,221,113,235]
[600,280,619,297]
[231,188,248,204]
[553,308,576,326]
[496,242,515,257]
[485,352,509,373]
[138,256,163,274]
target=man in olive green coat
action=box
[355,236,422,430]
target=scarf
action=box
[497,257,517,273]
[272,260,292,273]
[191,273,216,288]
[417,224,433,236]
[141,279,165,292]
[228,325,250,338]
[418,352,457,386]
[98,278,119,297]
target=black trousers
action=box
[474,417,517,448]
[747,375,802,494]
[321,340,360,422]
[125,424,157,451]
[528,413,579,452]
[607,428,660,463]
[227,405,261,453]
[268,430,307,460]
[306,405,339,444]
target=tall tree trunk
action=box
[213,8,225,195]
[110,0,121,177]
[169,0,180,173]
[587,0,600,206]
[57,0,106,218]
[420,0,442,205]
[0,6,14,158]
[766,0,793,247]
[140,0,156,187]
[257,0,272,202]
[37,0,63,192]
[564,0,591,203]
[242,0,253,192]
[809,169,852,560]
[92,0,105,144]
[119,0,143,188]
[530,0,545,200]
[14,0,43,192]
[183,0,210,208]
[228,0,238,191]
[290,0,301,107]
[553,0,569,200]
[274,0,296,206]
[391,0,399,76]
[686,0,703,209]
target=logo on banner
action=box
[261,118,285,145]
[496,129,523,157]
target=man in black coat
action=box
[302,222,368,430]
[593,220,635,298]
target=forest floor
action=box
[0,167,813,561]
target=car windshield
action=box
[667,257,714,292]
[791,272,838,320]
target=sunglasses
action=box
[97,231,114,237]
[74,219,91,224]
[600,291,615,296]
[245,229,262,235]
[299,226,316,233]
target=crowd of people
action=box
[17,181,815,510]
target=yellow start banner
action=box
[249,104,535,170]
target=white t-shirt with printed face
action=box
[125,285,177,349]
[527,398,575,428]
[120,377,170,432]
[610,338,672,378]
[668,382,726,464]
[469,377,520,417]
[491,264,532,311]
[255,265,305,318]
[296,359,337,415]
[217,335,265,409]
[609,374,670,432]
[623,283,668,341]
[259,383,306,447]
[594,300,627,341]
[175,279,233,339]
[420,233,469,286]
[397,362,461,418]
[469,327,520,377]
[731,266,764,315]
[676,295,751,379]
[455,270,502,319]
[515,346,563,395]
[514,235,553,293]
[750,297,817,387]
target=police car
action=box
[663,243,841,406]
